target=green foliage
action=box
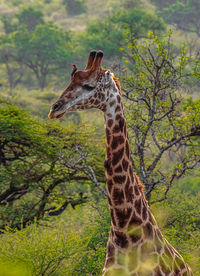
[16,6,44,32]
[0,32,24,90]
[122,30,200,199]
[81,8,165,58]
[13,21,73,89]
[112,8,165,38]
[0,222,77,275]
[152,0,200,37]
[0,202,110,276]
[0,99,105,231]
[0,6,74,90]
[151,0,176,9]
[0,14,18,34]
[63,0,87,16]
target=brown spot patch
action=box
[107,195,112,206]
[110,208,116,226]
[129,212,143,227]
[117,95,121,103]
[107,179,113,194]
[106,128,111,144]
[113,175,126,184]
[135,198,142,215]
[113,124,121,134]
[107,119,113,128]
[119,118,125,130]
[115,105,121,113]
[114,165,123,173]
[109,100,116,107]
[116,114,121,121]
[111,135,124,150]
[112,118,125,133]
[94,99,100,105]
[122,159,129,171]
[104,160,113,176]
[114,230,129,248]
[142,206,147,221]
[115,207,132,228]
[125,179,134,203]
[112,148,124,166]
[112,188,124,205]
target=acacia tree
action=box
[0,35,24,91]
[0,100,105,231]
[14,22,74,90]
[0,7,45,90]
[16,6,44,32]
[0,14,18,34]
[122,31,200,202]
[82,7,165,58]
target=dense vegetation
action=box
[0,0,200,275]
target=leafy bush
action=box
[0,202,110,276]
[63,0,87,16]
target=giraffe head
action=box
[48,50,120,119]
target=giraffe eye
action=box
[53,103,59,111]
[83,84,95,91]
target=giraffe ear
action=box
[91,50,103,71]
[85,50,97,70]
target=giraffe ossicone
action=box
[48,50,193,276]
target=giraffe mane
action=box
[112,75,122,96]
[134,173,147,201]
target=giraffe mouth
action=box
[55,111,66,118]
[48,110,66,119]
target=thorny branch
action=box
[123,42,200,202]
[59,144,106,196]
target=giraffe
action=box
[48,51,193,276]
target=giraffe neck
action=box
[103,91,149,232]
